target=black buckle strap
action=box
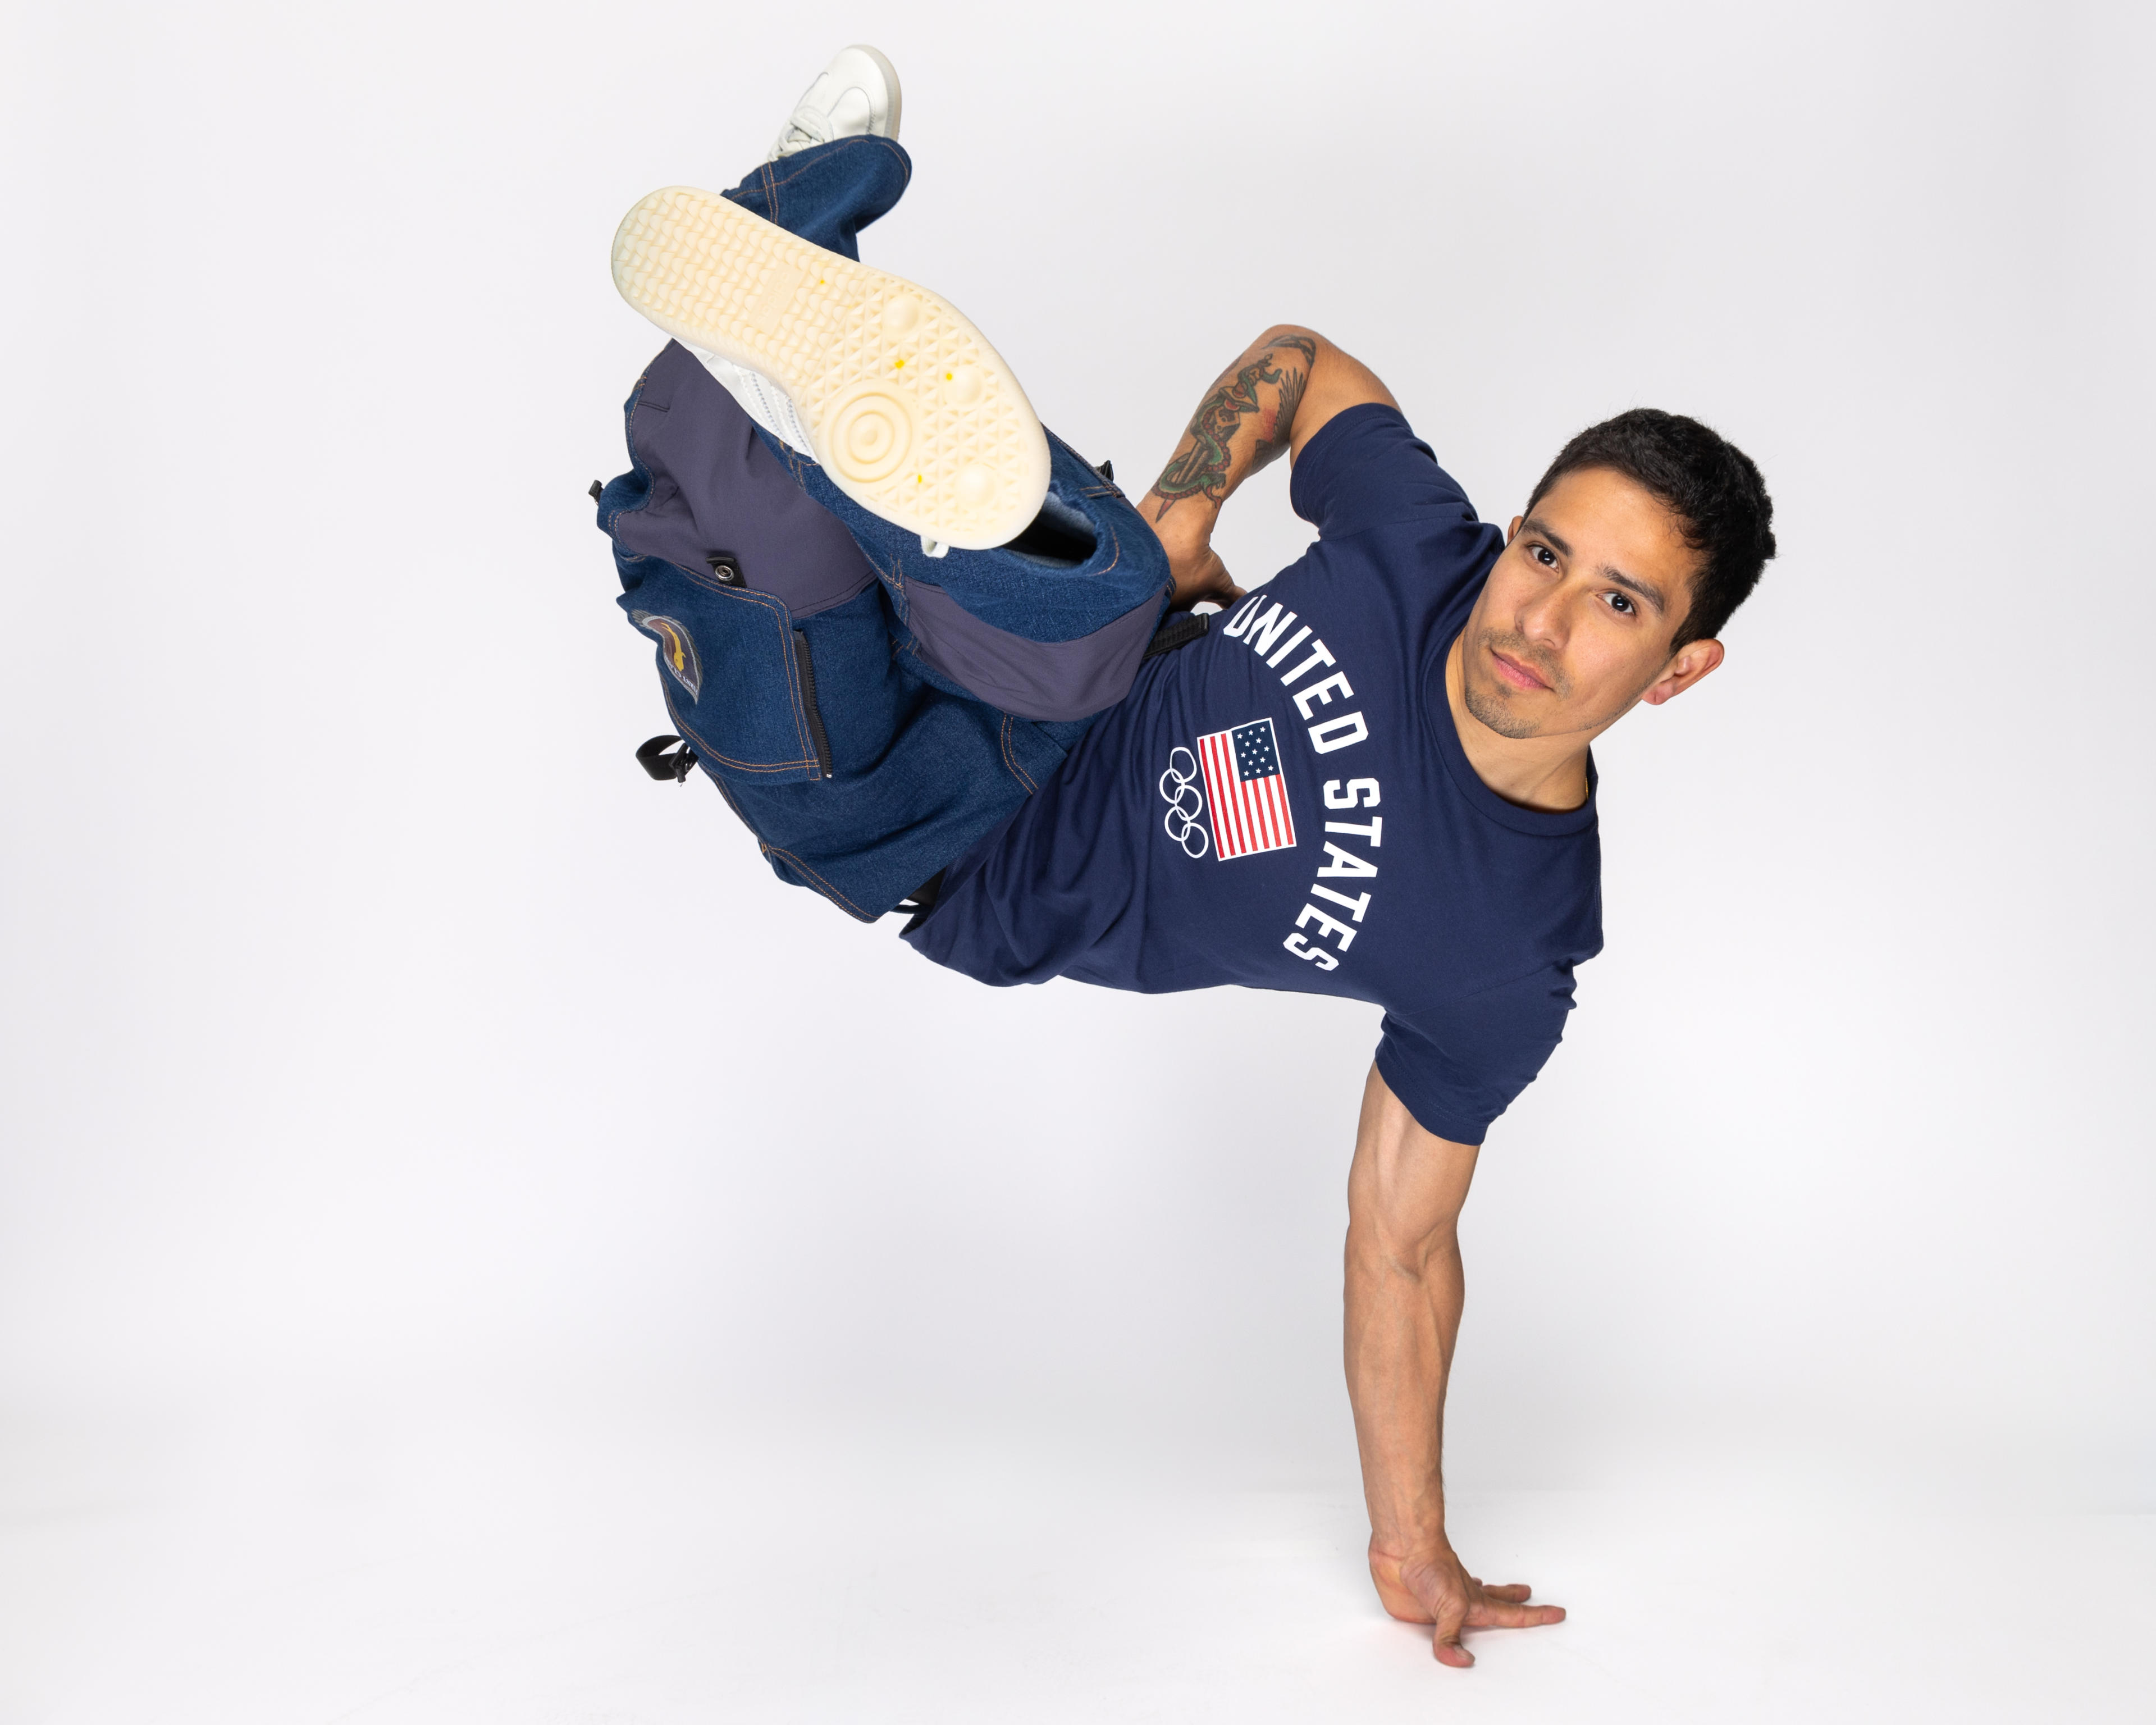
[636,734,698,782]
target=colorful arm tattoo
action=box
[1150,334,1318,519]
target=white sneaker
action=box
[691,45,904,458]
[768,44,902,161]
[689,345,816,454]
[613,186,1049,550]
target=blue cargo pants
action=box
[595,137,1173,922]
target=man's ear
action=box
[1641,637,1725,706]
[1506,514,1523,544]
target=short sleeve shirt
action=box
[905,404,1604,1144]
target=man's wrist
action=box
[1368,1514,1452,1564]
[1139,490,1215,547]
[1145,504,1218,586]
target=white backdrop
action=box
[2,0,2152,1705]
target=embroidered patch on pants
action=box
[631,611,703,702]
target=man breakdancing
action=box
[596,46,1776,1668]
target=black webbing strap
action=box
[636,734,698,782]
[894,868,947,934]
[1143,611,1212,659]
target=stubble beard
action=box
[1463,630,1568,740]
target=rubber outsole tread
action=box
[612,186,1049,550]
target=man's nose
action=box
[1519,581,1570,648]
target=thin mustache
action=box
[1482,632,1565,693]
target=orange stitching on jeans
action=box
[670,574,816,763]
[683,735,873,923]
[665,686,816,775]
[1095,522,1122,578]
[999,715,1039,795]
[762,842,876,921]
[762,136,907,196]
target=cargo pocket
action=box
[619,556,825,784]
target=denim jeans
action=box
[718,139,1173,722]
[600,136,1162,922]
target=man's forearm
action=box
[1344,1064,1554,1665]
[1139,326,1319,539]
[1136,326,1398,606]
[1345,1202,1465,1566]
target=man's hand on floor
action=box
[1368,1537,1566,1668]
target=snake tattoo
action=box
[1150,334,1318,518]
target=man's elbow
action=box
[1256,322,1326,355]
[1345,1203,1461,1281]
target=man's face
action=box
[1457,466,1723,742]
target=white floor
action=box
[2,1386,2149,1725]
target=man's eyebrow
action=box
[1601,566,1666,614]
[1520,515,1667,614]
[1521,515,1572,559]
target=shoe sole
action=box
[612,186,1048,550]
[847,43,903,139]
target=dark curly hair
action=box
[1527,409,1777,649]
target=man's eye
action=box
[1531,544,1557,567]
[1606,592,1634,615]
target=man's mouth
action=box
[1488,646,1551,693]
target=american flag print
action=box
[1196,718,1298,860]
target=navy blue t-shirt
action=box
[905,404,1604,1144]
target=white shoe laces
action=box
[775,105,833,155]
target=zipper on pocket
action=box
[792,630,835,780]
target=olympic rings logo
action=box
[1158,747,1210,859]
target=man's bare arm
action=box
[1138,325,1397,607]
[1345,1064,1566,1667]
